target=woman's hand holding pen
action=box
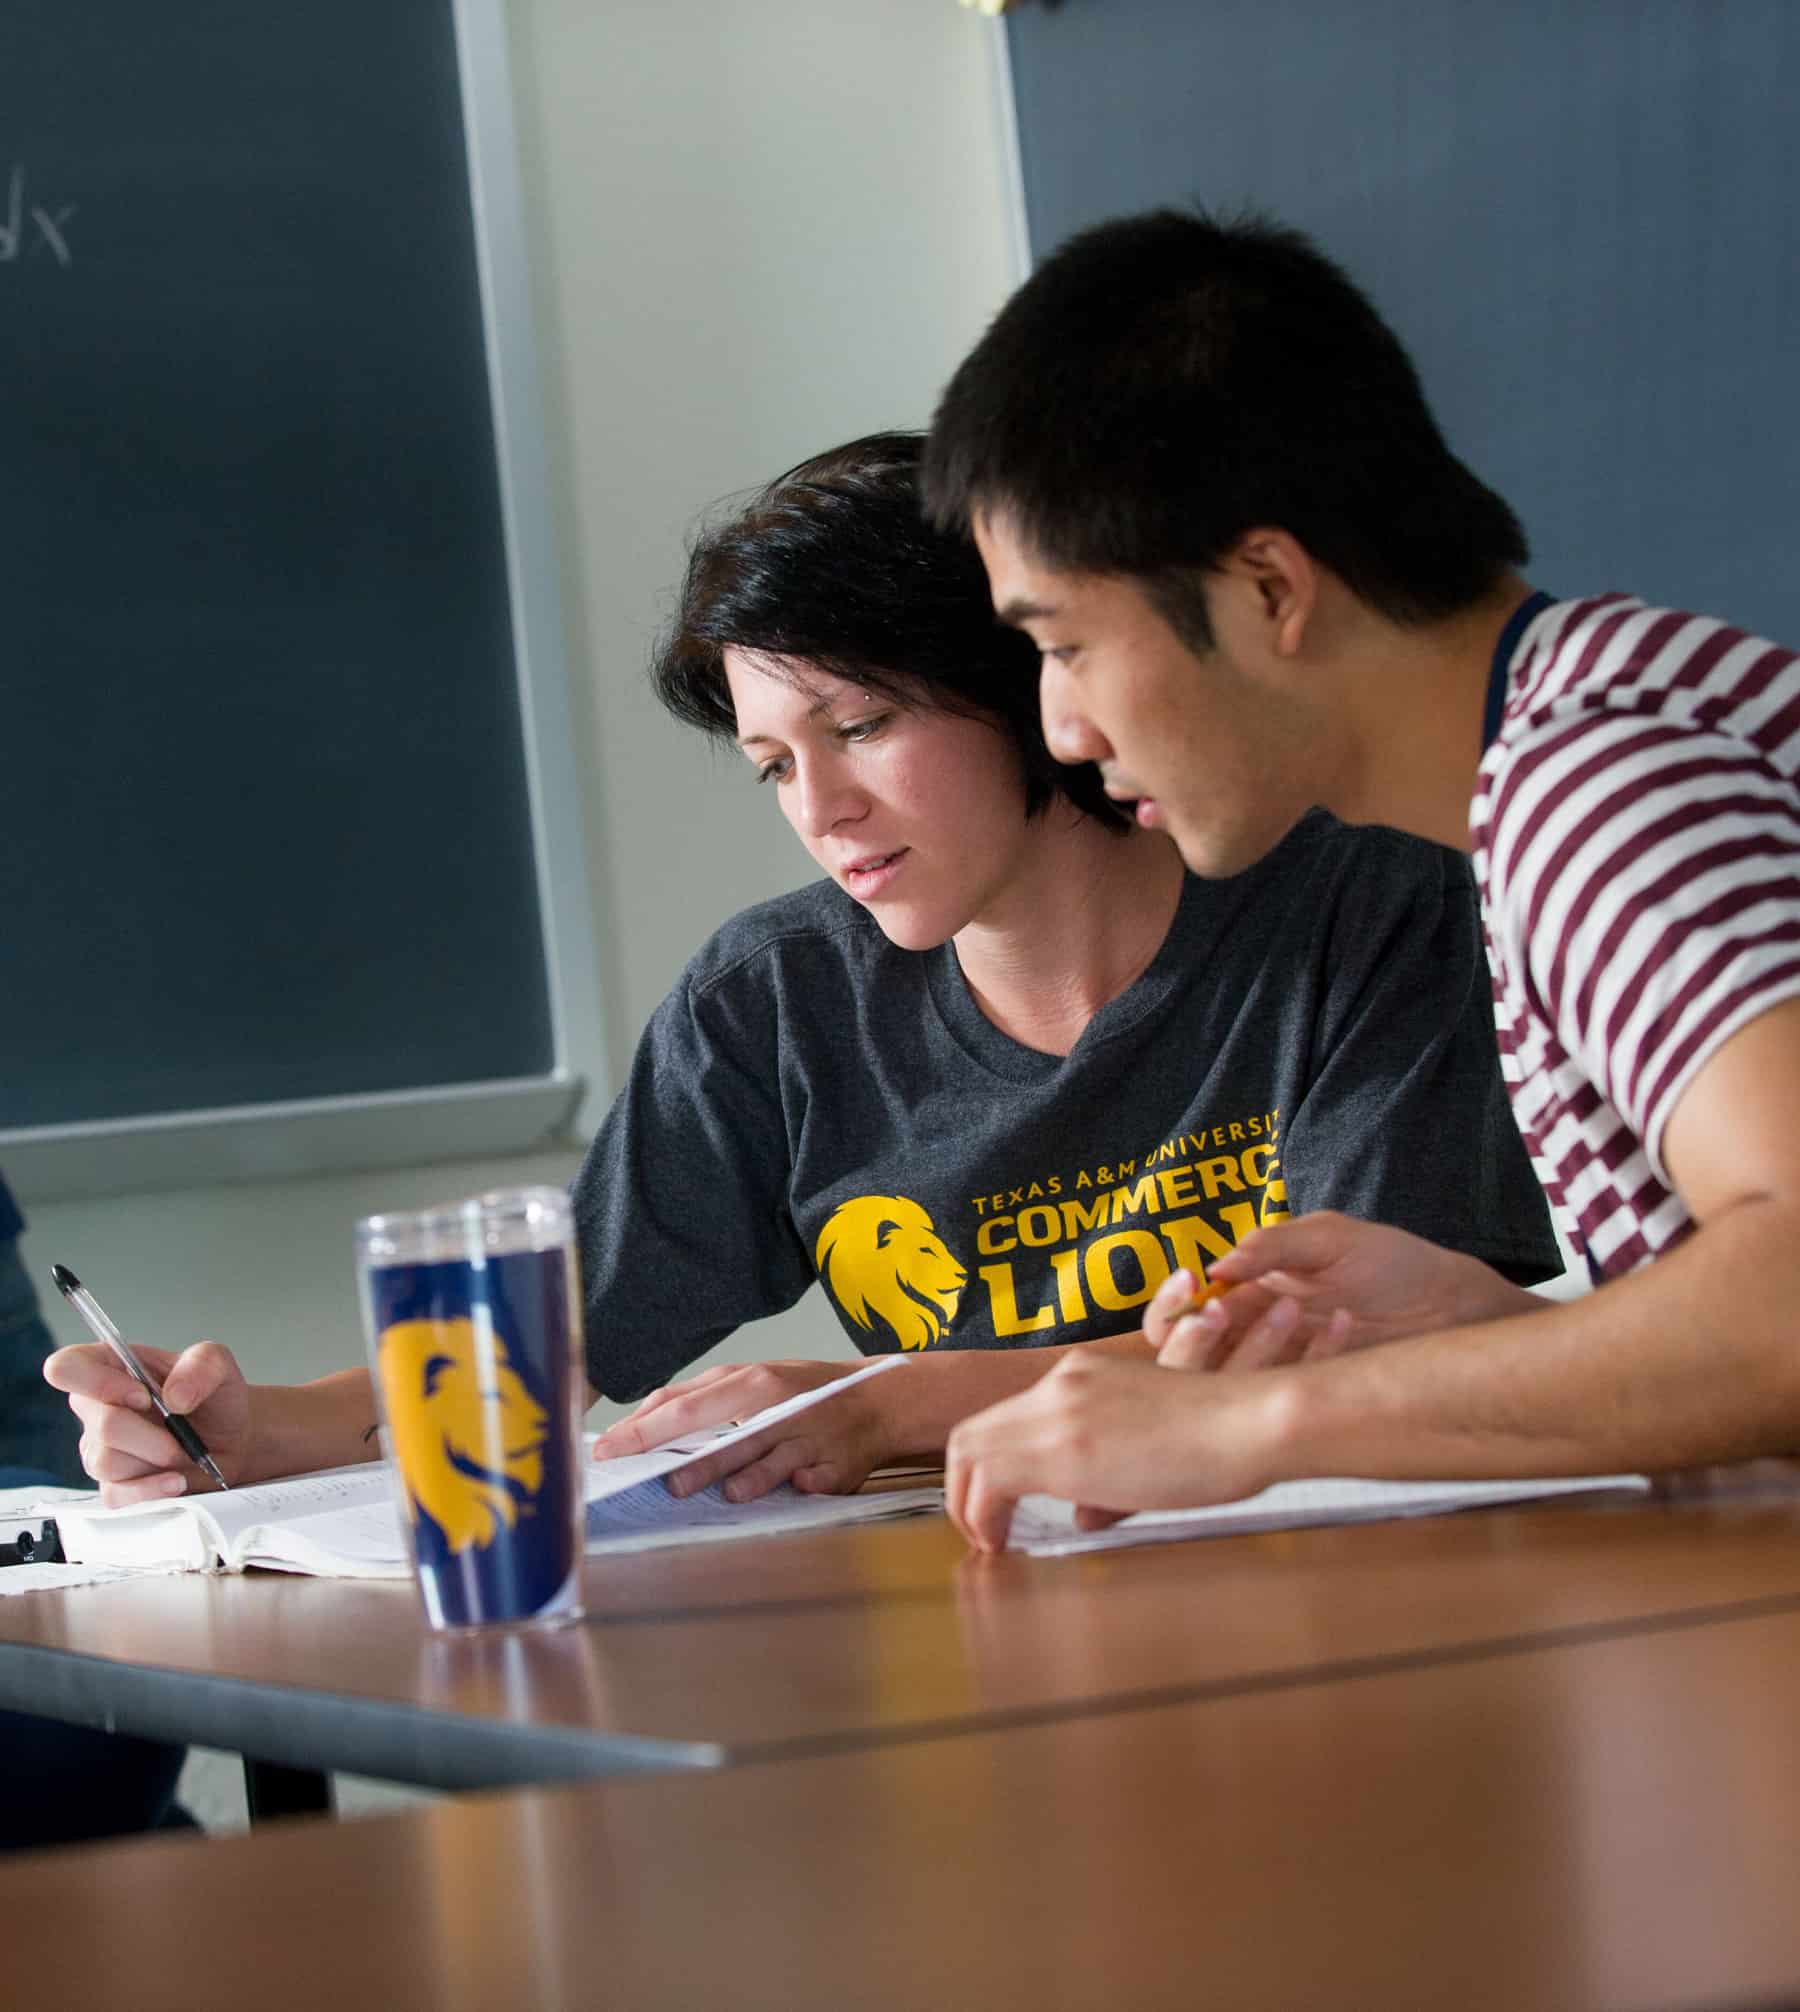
[593,1358,883,1502]
[44,1339,256,1506]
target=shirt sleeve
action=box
[1281,836,1562,1284]
[1489,714,1800,1184]
[571,964,818,1402]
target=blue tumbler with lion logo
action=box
[356,1188,585,1631]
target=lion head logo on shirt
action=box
[815,1194,967,1350]
[375,1317,549,1553]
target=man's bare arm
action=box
[948,1000,1800,1547]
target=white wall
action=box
[19,0,1020,1418]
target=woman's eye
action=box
[754,756,791,785]
[1041,645,1077,665]
[839,712,890,743]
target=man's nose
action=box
[1039,659,1109,766]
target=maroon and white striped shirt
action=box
[1472,594,1800,1280]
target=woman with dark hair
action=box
[50,434,1557,1507]
[653,433,1129,834]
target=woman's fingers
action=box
[620,1365,737,1425]
[719,1438,818,1504]
[595,1367,750,1457]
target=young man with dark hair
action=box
[925,208,1800,1549]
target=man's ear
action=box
[1217,529,1318,658]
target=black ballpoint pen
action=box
[50,1265,231,1491]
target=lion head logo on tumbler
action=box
[357,1189,585,1631]
[376,1317,550,1553]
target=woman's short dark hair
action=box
[652,431,1128,830]
[922,208,1528,646]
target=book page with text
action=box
[56,1465,394,1572]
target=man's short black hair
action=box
[653,430,1127,829]
[923,208,1527,645]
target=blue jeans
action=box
[1,1240,194,1850]
[0,1705,194,1851]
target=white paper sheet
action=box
[1007,1473,1651,1556]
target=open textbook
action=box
[50,1358,940,1580]
[1006,1473,1651,1556]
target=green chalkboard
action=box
[1,2,582,1182]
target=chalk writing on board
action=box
[0,165,75,266]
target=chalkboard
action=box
[0,2,603,1198]
[1003,0,1800,650]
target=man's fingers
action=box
[1156,1285,1270,1370]
[1216,1294,1302,1372]
[1143,1268,1201,1346]
[1209,1214,1352,1285]
[945,1435,972,1538]
[1160,1285,1338,1374]
[1144,1268,1249,1348]
[946,1425,1022,1552]
[1172,1295,1358,1378]
[1300,1307,1357,1363]
[1157,1313,1214,1371]
[961,1472,1017,1554]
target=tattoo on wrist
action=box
[362,1422,379,1444]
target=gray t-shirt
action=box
[575,810,1559,1399]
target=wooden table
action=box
[4,1467,1800,1805]
[9,1549,1800,2009]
